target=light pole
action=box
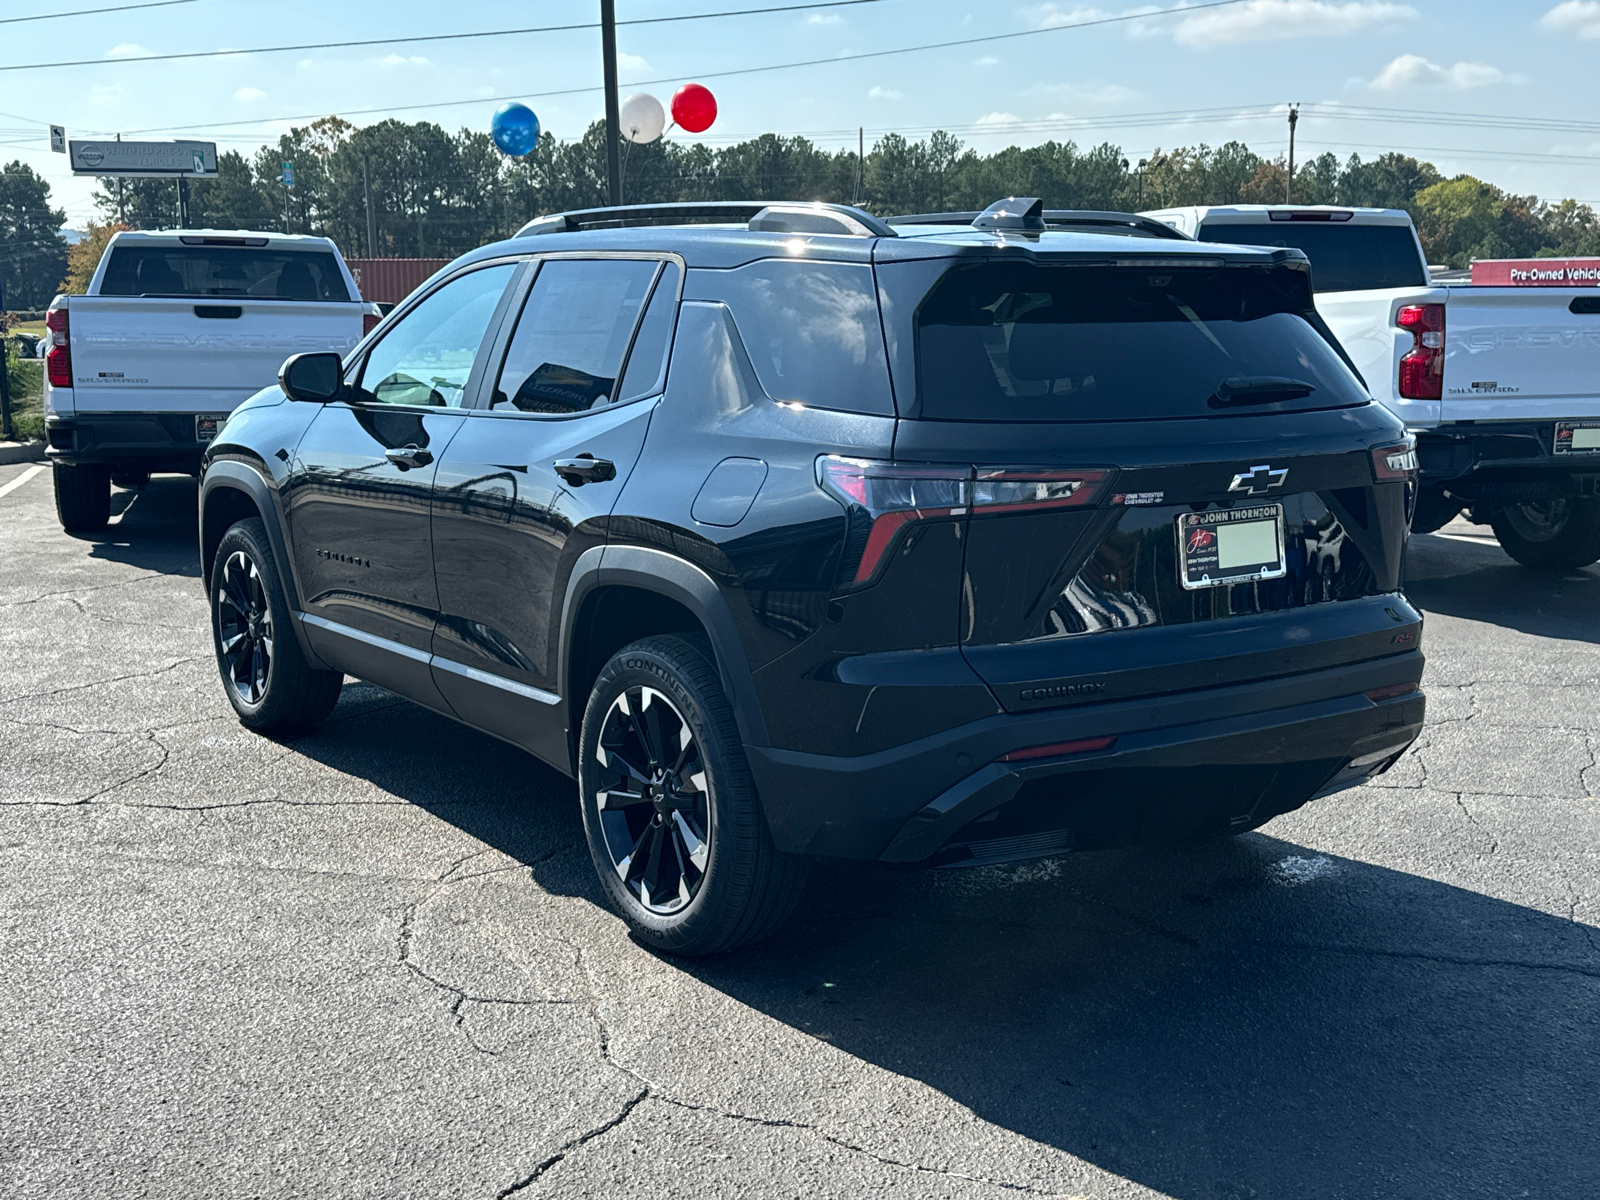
[1286,104,1299,204]
[601,0,622,206]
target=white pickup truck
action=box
[43,229,378,532]
[1141,204,1600,570]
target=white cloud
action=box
[1173,0,1414,46]
[1367,53,1513,89]
[105,43,150,57]
[617,51,650,79]
[805,12,842,24]
[233,87,267,102]
[974,55,999,65]
[88,83,122,107]
[974,111,1022,126]
[868,85,903,100]
[472,85,497,98]
[377,53,430,66]
[1541,1,1600,37]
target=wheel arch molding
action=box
[560,544,771,773]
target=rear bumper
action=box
[45,412,224,473]
[745,649,1425,863]
[1418,422,1600,501]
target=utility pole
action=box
[1285,104,1299,205]
[856,127,864,206]
[1138,158,1147,207]
[363,157,377,256]
[177,177,189,228]
[115,132,124,224]
[0,280,13,442]
[600,0,622,207]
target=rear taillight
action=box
[45,306,71,390]
[817,456,1110,584]
[1364,681,1419,702]
[1371,434,1418,483]
[1396,304,1444,400]
[363,309,381,335]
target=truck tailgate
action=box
[1442,289,1600,422]
[69,297,362,415]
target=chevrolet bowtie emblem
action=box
[1228,464,1289,495]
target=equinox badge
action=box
[1228,464,1289,496]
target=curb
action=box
[0,441,46,466]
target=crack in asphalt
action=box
[1269,940,1600,980]
[493,1088,650,1198]
[0,655,207,708]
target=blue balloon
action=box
[491,102,540,156]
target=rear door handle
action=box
[385,445,433,470]
[553,455,616,486]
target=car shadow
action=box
[1405,528,1600,645]
[282,689,1600,1199]
[72,474,203,579]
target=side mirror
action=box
[279,352,345,403]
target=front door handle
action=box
[554,454,616,486]
[385,445,433,470]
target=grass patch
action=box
[4,351,44,441]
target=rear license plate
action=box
[1177,504,1287,590]
[1554,420,1600,454]
[195,415,223,442]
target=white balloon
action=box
[619,92,665,144]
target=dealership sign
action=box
[68,140,218,178]
[1471,258,1600,287]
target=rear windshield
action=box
[99,246,351,301]
[915,262,1369,422]
[1195,222,1427,292]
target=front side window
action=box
[491,259,660,413]
[99,246,351,301]
[353,264,517,408]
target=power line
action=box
[0,0,196,25]
[0,0,899,73]
[99,0,1257,136]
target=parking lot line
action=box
[0,464,45,500]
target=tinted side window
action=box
[354,264,517,407]
[491,259,658,413]
[686,260,893,415]
[615,262,680,403]
[100,246,351,301]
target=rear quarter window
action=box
[911,261,1369,422]
[684,260,893,416]
[99,246,351,301]
[1196,223,1427,292]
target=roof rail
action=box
[886,207,1189,241]
[516,200,895,238]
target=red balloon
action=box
[671,83,717,133]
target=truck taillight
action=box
[1371,434,1418,482]
[1396,303,1444,400]
[817,456,1109,584]
[45,306,71,390]
[363,308,381,335]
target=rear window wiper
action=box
[1209,376,1316,407]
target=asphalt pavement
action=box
[2,467,1596,1200]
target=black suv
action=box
[199,198,1426,954]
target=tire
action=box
[209,517,343,734]
[1488,498,1600,571]
[578,634,807,956]
[52,463,111,533]
[1409,485,1461,536]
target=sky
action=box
[4,0,1600,229]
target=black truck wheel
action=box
[578,635,807,956]
[1489,498,1600,570]
[209,518,344,734]
[52,463,111,533]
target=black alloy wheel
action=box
[209,517,343,734]
[578,635,806,955]
[217,549,274,706]
[592,684,712,915]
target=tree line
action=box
[9,115,1600,308]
